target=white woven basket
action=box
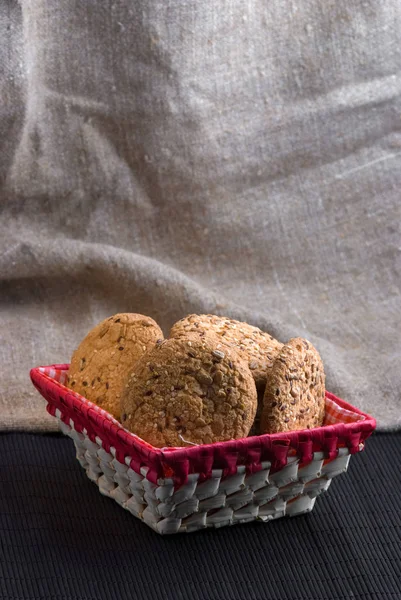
[31,365,376,535]
[57,412,352,534]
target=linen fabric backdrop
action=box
[0,0,400,431]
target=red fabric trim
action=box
[30,365,376,488]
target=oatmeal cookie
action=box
[260,337,325,433]
[170,314,282,391]
[67,313,163,419]
[121,333,257,447]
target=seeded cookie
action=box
[260,338,326,434]
[249,388,265,436]
[120,333,257,447]
[170,314,282,391]
[67,313,163,419]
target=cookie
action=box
[67,313,164,419]
[120,333,257,447]
[249,388,265,436]
[260,337,326,434]
[170,314,283,391]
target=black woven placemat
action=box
[1,433,400,600]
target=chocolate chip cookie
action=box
[120,333,257,447]
[67,313,163,419]
[260,337,326,434]
[170,314,282,391]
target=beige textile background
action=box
[0,0,400,431]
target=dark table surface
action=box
[1,432,400,600]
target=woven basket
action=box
[31,364,376,535]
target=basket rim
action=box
[30,363,377,487]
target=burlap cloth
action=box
[1,0,400,431]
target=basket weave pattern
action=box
[31,365,376,535]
